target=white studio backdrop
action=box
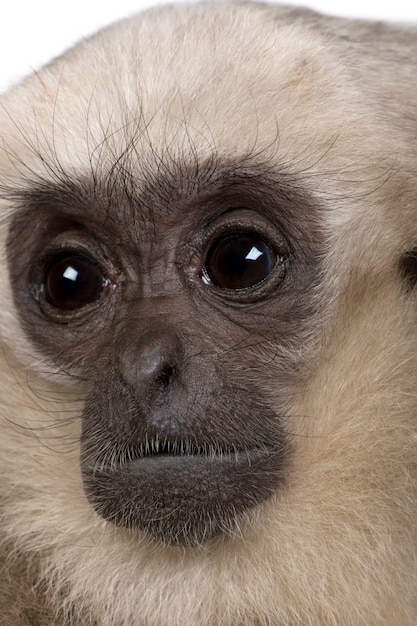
[1,0,417,92]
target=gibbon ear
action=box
[400,248,417,290]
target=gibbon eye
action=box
[203,233,277,290]
[43,252,107,311]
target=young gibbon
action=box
[0,2,417,624]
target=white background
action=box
[1,0,417,92]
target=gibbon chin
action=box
[0,2,417,624]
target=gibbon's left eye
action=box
[43,252,108,311]
[203,232,277,290]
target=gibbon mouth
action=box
[116,441,276,474]
[113,438,273,462]
[81,437,286,546]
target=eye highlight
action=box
[43,252,108,311]
[203,233,278,290]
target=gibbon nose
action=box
[119,328,182,398]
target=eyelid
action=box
[201,208,288,250]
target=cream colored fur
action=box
[0,2,417,624]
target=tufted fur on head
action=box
[0,2,417,625]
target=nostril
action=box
[155,364,176,388]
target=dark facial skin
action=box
[7,156,321,546]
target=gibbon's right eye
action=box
[43,252,109,311]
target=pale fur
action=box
[0,2,417,624]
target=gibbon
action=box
[0,2,417,624]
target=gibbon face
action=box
[1,2,417,625]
